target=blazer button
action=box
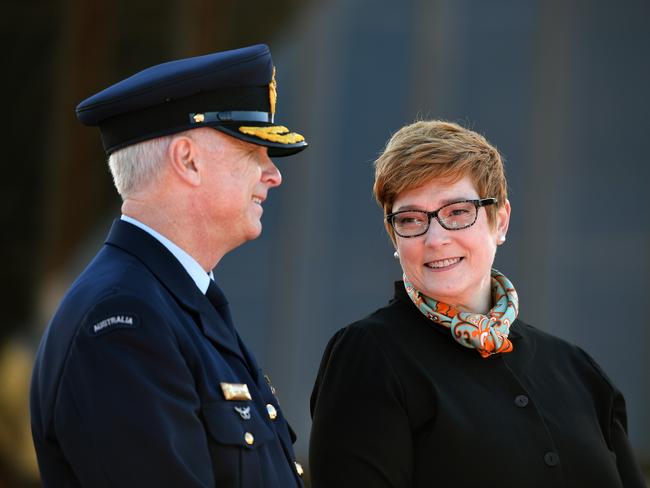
[514,394,529,407]
[544,451,559,466]
[244,432,254,446]
[266,403,278,420]
[295,462,304,477]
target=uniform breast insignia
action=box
[234,406,251,420]
[220,382,252,401]
[90,314,138,335]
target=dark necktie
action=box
[205,279,259,380]
[205,279,234,329]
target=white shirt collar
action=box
[121,215,212,293]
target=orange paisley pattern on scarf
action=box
[404,269,518,358]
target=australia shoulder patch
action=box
[90,314,139,336]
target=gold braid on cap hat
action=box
[269,67,277,115]
[238,126,305,144]
[238,68,304,144]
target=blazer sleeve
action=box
[53,293,214,488]
[580,348,646,487]
[309,325,413,488]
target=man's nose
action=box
[261,155,282,187]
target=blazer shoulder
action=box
[63,245,175,313]
[514,318,617,393]
[41,247,177,367]
[514,319,587,356]
[340,297,423,348]
[315,300,417,381]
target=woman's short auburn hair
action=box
[373,120,508,242]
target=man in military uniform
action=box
[30,44,307,487]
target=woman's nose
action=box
[423,217,451,247]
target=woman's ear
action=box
[496,199,511,243]
[168,136,201,186]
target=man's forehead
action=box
[186,127,268,153]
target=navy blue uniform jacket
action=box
[31,219,303,487]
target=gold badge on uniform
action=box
[220,382,252,401]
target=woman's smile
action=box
[424,257,462,269]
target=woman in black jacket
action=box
[309,120,645,487]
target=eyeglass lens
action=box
[392,201,478,236]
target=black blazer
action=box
[31,219,303,487]
[310,282,645,488]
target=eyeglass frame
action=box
[385,198,498,238]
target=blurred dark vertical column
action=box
[407,0,449,116]
[3,0,53,339]
[38,0,118,321]
[169,0,232,56]
[516,0,574,324]
[1,1,96,484]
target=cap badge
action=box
[269,66,277,115]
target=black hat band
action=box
[189,110,273,124]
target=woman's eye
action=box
[396,214,425,226]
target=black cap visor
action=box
[213,123,307,157]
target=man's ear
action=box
[168,136,201,186]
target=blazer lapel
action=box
[104,219,245,361]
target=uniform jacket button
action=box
[514,394,529,407]
[266,403,278,420]
[295,462,304,477]
[244,432,254,446]
[544,451,559,466]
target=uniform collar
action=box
[105,219,244,359]
[120,214,211,293]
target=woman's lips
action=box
[425,257,462,269]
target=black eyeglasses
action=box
[386,198,497,237]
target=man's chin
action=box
[245,224,263,241]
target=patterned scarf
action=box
[403,269,519,358]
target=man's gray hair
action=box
[107,135,174,198]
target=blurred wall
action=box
[5,0,649,485]
[221,0,650,473]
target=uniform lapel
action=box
[104,219,245,361]
[235,332,261,383]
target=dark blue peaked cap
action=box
[76,44,307,157]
